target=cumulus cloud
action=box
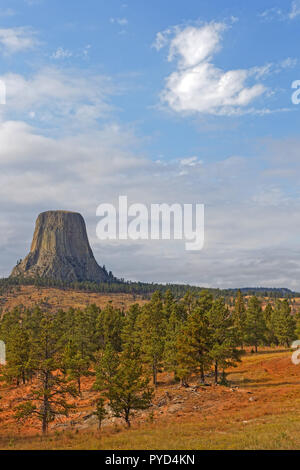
[0,27,38,55]
[0,67,115,128]
[156,22,267,116]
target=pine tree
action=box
[121,304,141,355]
[97,304,124,352]
[263,303,277,346]
[163,289,175,320]
[107,351,153,427]
[295,310,300,339]
[95,342,119,392]
[15,309,77,434]
[163,308,182,380]
[208,298,241,384]
[245,296,266,353]
[3,324,32,385]
[137,291,166,386]
[233,290,246,348]
[93,397,108,430]
[95,339,153,428]
[63,340,92,394]
[273,300,296,347]
[175,291,213,385]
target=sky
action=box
[1,0,300,289]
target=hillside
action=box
[0,349,300,450]
[0,285,146,313]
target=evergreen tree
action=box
[163,289,175,320]
[3,323,32,385]
[95,339,153,427]
[15,309,77,434]
[95,342,119,392]
[107,350,153,427]
[263,303,277,346]
[93,397,108,430]
[245,296,266,353]
[176,291,213,385]
[295,310,300,339]
[163,308,182,380]
[208,298,241,384]
[121,304,141,355]
[137,291,166,386]
[63,340,92,394]
[97,304,124,352]
[273,300,296,347]
[233,290,246,348]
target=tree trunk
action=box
[255,344,258,353]
[42,371,50,435]
[200,364,205,384]
[42,412,48,435]
[78,377,81,395]
[153,364,157,387]
[125,409,131,428]
[214,361,218,385]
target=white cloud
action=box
[152,29,172,51]
[168,23,226,67]
[289,0,300,19]
[258,7,284,21]
[0,27,38,55]
[156,22,266,116]
[180,156,202,167]
[51,47,73,59]
[259,2,300,21]
[0,67,115,128]
[110,17,128,26]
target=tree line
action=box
[1,275,298,301]
[0,290,298,434]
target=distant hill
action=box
[1,276,298,300]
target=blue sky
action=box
[1,0,300,288]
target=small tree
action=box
[93,397,108,430]
[107,356,153,427]
[96,341,153,428]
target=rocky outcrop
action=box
[10,210,109,283]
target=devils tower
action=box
[10,210,109,282]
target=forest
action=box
[0,289,298,434]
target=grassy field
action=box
[1,349,300,450]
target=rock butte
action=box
[10,210,109,282]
